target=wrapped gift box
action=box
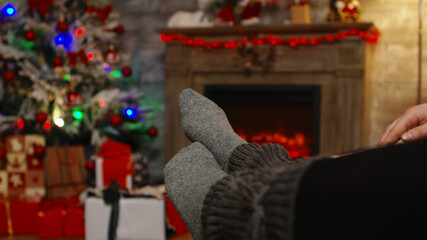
[85,197,166,240]
[290,3,311,24]
[0,135,45,202]
[95,139,135,190]
[37,197,85,238]
[0,201,40,235]
[45,146,88,200]
[165,194,189,237]
[95,157,133,190]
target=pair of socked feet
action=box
[164,89,313,240]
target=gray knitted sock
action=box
[164,142,227,240]
[179,88,246,172]
[228,143,307,172]
[201,159,316,240]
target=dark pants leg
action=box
[295,138,427,240]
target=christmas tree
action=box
[0,0,157,150]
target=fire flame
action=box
[237,132,311,159]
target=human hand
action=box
[378,103,427,146]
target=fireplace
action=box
[161,24,372,163]
[204,85,320,158]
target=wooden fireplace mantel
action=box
[157,22,374,35]
[161,23,373,163]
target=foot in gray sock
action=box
[164,142,227,240]
[179,89,246,172]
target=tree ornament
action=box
[17,118,25,130]
[56,15,69,33]
[328,0,362,23]
[86,161,95,172]
[121,66,132,76]
[109,113,122,127]
[2,69,15,84]
[96,4,113,23]
[86,2,95,13]
[66,90,83,106]
[53,57,63,67]
[2,3,17,17]
[148,126,158,137]
[104,44,121,66]
[43,121,51,132]
[115,25,125,34]
[24,29,37,42]
[36,112,48,123]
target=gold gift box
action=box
[291,4,311,24]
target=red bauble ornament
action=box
[66,91,83,106]
[36,112,48,124]
[109,114,122,127]
[86,161,95,172]
[0,147,5,159]
[17,118,25,130]
[33,144,45,158]
[121,66,132,76]
[115,25,125,34]
[2,70,15,84]
[86,5,95,13]
[53,57,63,67]
[104,46,121,65]
[25,30,37,42]
[148,127,158,137]
[56,20,69,33]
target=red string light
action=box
[160,29,380,50]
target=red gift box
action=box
[38,197,85,238]
[96,139,134,190]
[0,201,40,235]
[165,194,189,237]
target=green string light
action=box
[64,74,71,81]
[73,110,84,120]
[110,70,121,78]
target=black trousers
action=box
[295,137,427,239]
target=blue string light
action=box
[54,33,72,47]
[2,3,17,17]
[124,107,136,119]
[104,65,111,72]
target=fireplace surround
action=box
[160,23,373,163]
[204,84,320,158]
